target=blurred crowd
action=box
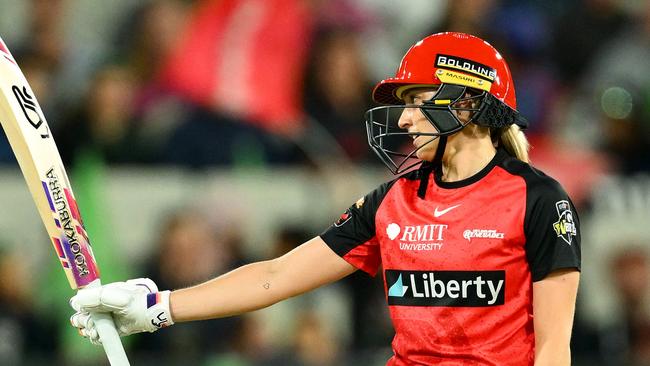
[1,0,650,365]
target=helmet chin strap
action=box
[417,135,447,199]
[432,135,448,169]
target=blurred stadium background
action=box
[1,0,649,365]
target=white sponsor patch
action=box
[463,229,505,242]
[386,223,401,240]
[387,223,447,251]
[433,204,461,218]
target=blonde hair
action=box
[495,125,530,163]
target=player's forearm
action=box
[534,343,571,366]
[169,259,288,321]
[169,237,355,322]
[532,270,578,366]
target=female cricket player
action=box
[71,32,581,365]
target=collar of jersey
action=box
[427,148,508,189]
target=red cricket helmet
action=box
[365,32,527,174]
[372,32,518,110]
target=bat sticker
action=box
[44,167,99,284]
[11,85,49,138]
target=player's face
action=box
[397,88,441,161]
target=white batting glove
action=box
[70,278,174,345]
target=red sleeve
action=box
[323,236,381,276]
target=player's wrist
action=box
[145,290,174,331]
[167,290,189,323]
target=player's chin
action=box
[415,145,436,161]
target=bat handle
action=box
[92,311,131,366]
[83,279,130,366]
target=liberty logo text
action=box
[386,270,505,307]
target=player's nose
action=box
[397,108,414,129]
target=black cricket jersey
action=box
[320,148,581,365]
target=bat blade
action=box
[0,41,99,289]
[0,36,129,366]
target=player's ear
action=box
[453,94,474,122]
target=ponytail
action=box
[496,124,529,163]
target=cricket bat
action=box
[0,37,130,365]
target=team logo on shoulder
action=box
[355,197,365,209]
[553,200,577,245]
[334,209,352,227]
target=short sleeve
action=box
[524,179,582,281]
[320,181,395,276]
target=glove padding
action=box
[70,278,173,345]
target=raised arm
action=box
[70,237,358,342]
[171,236,357,321]
[71,181,389,344]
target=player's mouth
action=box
[410,132,421,147]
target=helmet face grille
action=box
[365,84,480,174]
[365,105,434,174]
[365,83,528,174]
